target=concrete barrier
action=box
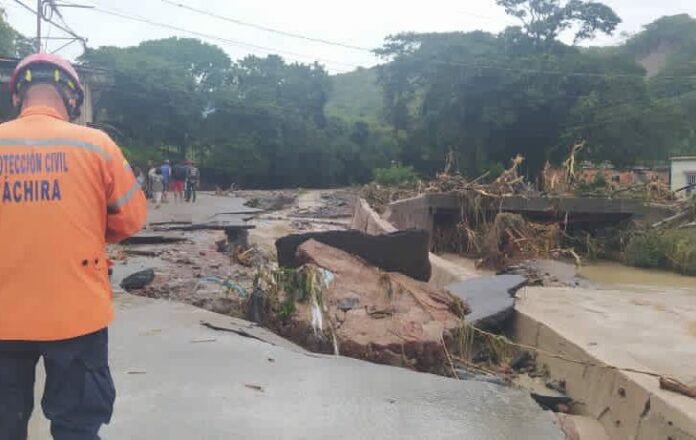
[351,198,474,286]
[350,198,398,234]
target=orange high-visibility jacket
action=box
[0,105,147,341]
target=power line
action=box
[160,0,373,53]
[456,9,510,23]
[53,0,696,81]
[60,1,362,70]
[10,0,87,52]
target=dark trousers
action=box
[185,180,197,203]
[0,329,115,440]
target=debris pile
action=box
[115,228,259,317]
[291,191,355,219]
[364,144,684,270]
[261,240,468,373]
[240,190,298,211]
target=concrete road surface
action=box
[29,293,564,439]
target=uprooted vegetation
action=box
[625,222,696,276]
[363,146,683,271]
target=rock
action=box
[510,351,533,371]
[244,191,297,211]
[283,240,467,372]
[515,375,573,412]
[446,275,526,329]
[276,229,432,281]
[120,269,155,291]
[215,239,229,253]
[337,297,359,312]
[194,297,238,315]
[226,229,249,249]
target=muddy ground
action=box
[112,190,357,318]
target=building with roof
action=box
[0,56,109,125]
[670,156,696,196]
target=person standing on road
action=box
[185,160,200,203]
[145,160,155,199]
[171,161,187,203]
[0,53,147,440]
[151,168,164,209]
[160,159,171,202]
[134,166,145,191]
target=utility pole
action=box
[13,0,90,53]
[36,0,42,52]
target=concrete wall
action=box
[75,82,94,126]
[351,197,476,287]
[670,159,696,194]
[383,195,435,239]
[350,198,397,235]
[514,305,696,440]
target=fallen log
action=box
[678,221,696,229]
[659,376,696,399]
[652,209,691,229]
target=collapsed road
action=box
[28,191,566,439]
[46,188,696,439]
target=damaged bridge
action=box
[385,192,670,240]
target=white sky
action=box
[3,0,696,73]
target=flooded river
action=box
[579,261,696,292]
[440,251,696,293]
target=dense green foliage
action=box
[375,8,696,178]
[79,39,396,188]
[0,8,33,58]
[0,9,35,121]
[373,164,418,187]
[325,68,382,123]
[2,2,695,188]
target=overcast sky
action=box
[3,0,696,73]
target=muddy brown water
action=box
[579,261,696,292]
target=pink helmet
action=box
[9,53,85,120]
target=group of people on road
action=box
[138,159,200,208]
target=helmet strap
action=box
[55,85,81,121]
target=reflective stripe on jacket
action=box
[0,105,147,341]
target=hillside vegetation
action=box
[0,4,695,188]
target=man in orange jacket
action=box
[0,54,147,439]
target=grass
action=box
[624,228,696,275]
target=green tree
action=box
[496,0,621,45]
[80,39,227,158]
